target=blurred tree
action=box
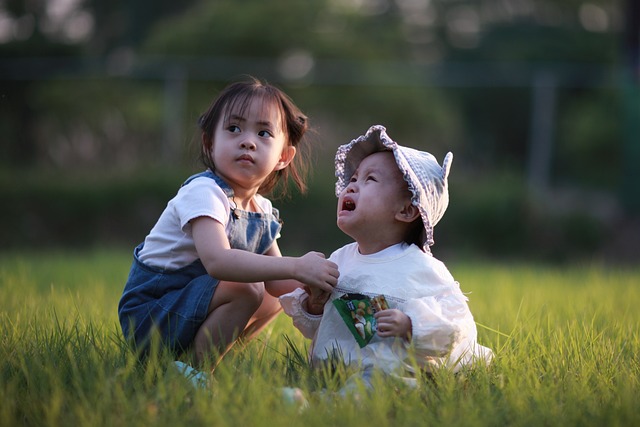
[0,0,634,259]
[620,0,640,213]
[1,0,624,173]
[435,1,623,185]
[0,0,199,168]
[139,0,462,157]
[0,0,81,167]
[83,0,197,54]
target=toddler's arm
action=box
[192,216,338,291]
[402,291,493,370]
[402,292,471,357]
[279,287,323,339]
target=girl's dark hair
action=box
[198,76,310,197]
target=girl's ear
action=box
[274,145,297,170]
[395,203,420,223]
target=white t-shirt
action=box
[280,242,493,375]
[137,176,273,271]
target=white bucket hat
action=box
[335,125,453,252]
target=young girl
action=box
[281,125,492,393]
[118,77,339,369]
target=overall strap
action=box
[181,170,234,198]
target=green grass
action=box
[1,250,639,426]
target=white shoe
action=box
[173,361,209,389]
[281,387,309,410]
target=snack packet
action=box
[332,293,389,348]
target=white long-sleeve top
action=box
[280,243,493,377]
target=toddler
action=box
[280,125,493,390]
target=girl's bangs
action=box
[221,89,286,131]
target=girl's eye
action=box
[258,130,273,138]
[366,175,377,182]
[228,125,241,133]
[349,176,358,183]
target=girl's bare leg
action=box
[193,281,264,367]
[240,293,283,341]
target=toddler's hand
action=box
[374,309,412,340]
[303,286,330,315]
[306,286,330,304]
[294,252,339,293]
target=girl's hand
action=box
[374,309,412,340]
[294,252,339,293]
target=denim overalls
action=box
[118,171,282,355]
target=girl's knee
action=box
[216,281,264,307]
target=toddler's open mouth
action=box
[341,199,355,211]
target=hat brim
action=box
[335,125,395,196]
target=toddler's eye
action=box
[258,130,273,138]
[228,125,241,133]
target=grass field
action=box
[1,250,639,426]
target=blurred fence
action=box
[2,55,635,198]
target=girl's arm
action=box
[263,242,306,297]
[263,246,333,310]
[192,216,338,292]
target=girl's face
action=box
[337,151,413,250]
[208,97,295,193]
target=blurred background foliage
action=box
[0,0,638,263]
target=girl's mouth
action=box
[237,154,254,163]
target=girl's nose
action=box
[240,138,256,150]
[345,181,357,193]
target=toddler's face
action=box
[336,151,411,243]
